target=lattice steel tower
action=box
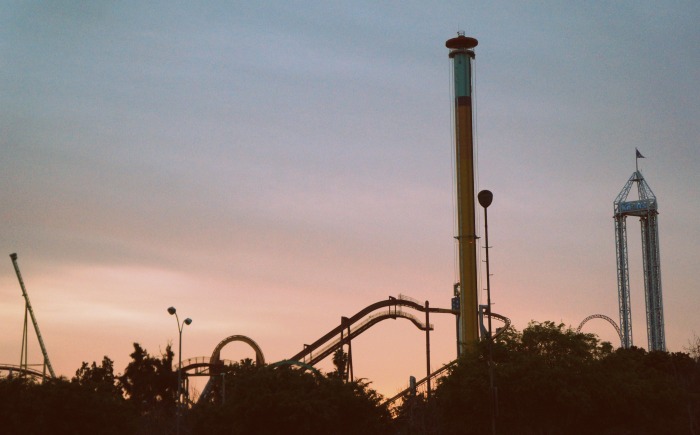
[613,161,665,351]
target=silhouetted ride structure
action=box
[0,253,56,382]
[180,294,510,406]
[614,161,666,351]
[577,314,623,347]
[0,364,52,381]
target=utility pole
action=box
[425,300,431,400]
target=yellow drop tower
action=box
[446,34,479,355]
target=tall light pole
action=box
[478,189,496,435]
[168,306,192,435]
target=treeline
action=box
[1,322,699,434]
[0,343,177,434]
[0,343,391,435]
[395,321,700,434]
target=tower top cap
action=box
[446,35,478,49]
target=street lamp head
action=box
[184,318,192,325]
[478,190,493,208]
[168,306,176,315]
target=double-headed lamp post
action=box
[168,306,192,435]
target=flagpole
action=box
[635,148,645,173]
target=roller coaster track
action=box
[210,335,265,366]
[194,296,508,406]
[195,335,266,403]
[302,308,433,366]
[196,295,454,403]
[577,314,623,347]
[269,360,322,375]
[383,311,512,412]
[289,294,455,365]
[0,364,51,381]
[179,357,236,376]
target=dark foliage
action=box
[118,342,178,434]
[0,376,136,435]
[72,355,122,398]
[330,348,349,380]
[4,325,699,434]
[191,359,392,435]
[394,321,700,435]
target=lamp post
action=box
[477,189,496,435]
[168,306,192,435]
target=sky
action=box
[1,1,699,397]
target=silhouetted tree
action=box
[192,360,391,435]
[331,348,349,380]
[394,321,700,435]
[72,355,122,398]
[685,333,700,362]
[0,376,136,434]
[118,342,177,434]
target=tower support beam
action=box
[614,216,633,348]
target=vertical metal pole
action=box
[340,324,344,380]
[425,300,431,400]
[168,307,190,434]
[177,324,182,435]
[221,373,226,404]
[347,322,354,383]
[615,215,632,348]
[485,208,496,435]
[340,328,350,382]
[452,285,460,358]
[21,305,28,372]
[340,317,347,381]
[478,190,497,435]
[484,204,493,343]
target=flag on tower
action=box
[636,148,645,159]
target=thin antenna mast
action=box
[10,253,56,378]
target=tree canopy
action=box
[3,324,699,434]
[72,355,122,398]
[192,358,392,435]
[0,375,135,434]
[395,321,700,435]
[118,342,177,434]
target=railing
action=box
[383,312,512,414]
[178,357,236,376]
[383,359,457,415]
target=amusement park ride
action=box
[613,152,666,351]
[1,34,666,413]
[0,253,56,382]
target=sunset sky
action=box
[2,1,699,397]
